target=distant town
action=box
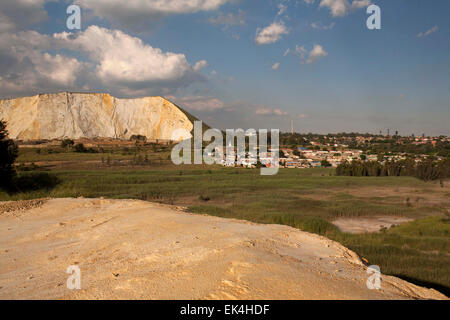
[218,133,450,169]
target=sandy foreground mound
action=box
[0,198,446,300]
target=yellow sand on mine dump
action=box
[0,198,447,300]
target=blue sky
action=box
[0,0,449,135]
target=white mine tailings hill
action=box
[0,92,193,141]
[0,198,447,300]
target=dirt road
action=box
[0,198,446,299]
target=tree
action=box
[130,134,147,142]
[0,120,18,190]
[74,143,86,153]
[61,139,74,148]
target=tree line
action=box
[336,158,450,182]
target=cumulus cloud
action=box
[272,62,280,70]
[255,107,288,116]
[351,0,371,9]
[0,30,85,97]
[417,25,438,38]
[320,0,348,17]
[255,22,289,45]
[55,26,204,87]
[306,44,327,64]
[193,60,208,71]
[33,53,83,86]
[291,44,327,64]
[319,0,370,17]
[0,25,208,98]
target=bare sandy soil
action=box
[333,216,414,233]
[0,198,447,300]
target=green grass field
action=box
[2,148,449,295]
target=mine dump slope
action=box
[0,92,193,140]
[0,198,447,300]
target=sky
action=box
[0,0,449,135]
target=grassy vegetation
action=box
[16,146,172,163]
[1,150,449,295]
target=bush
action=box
[74,143,86,152]
[11,172,59,192]
[0,120,18,190]
[336,159,450,182]
[61,139,74,148]
[130,135,147,142]
[74,143,98,153]
[16,162,40,172]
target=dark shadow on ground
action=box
[6,172,60,194]
[393,274,450,298]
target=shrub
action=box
[336,159,450,182]
[61,139,74,148]
[199,195,210,202]
[130,134,147,142]
[74,143,98,153]
[11,172,59,192]
[74,143,86,153]
[0,120,18,190]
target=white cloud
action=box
[311,22,335,30]
[351,0,371,9]
[256,107,288,116]
[255,21,289,45]
[293,44,327,64]
[0,25,207,98]
[307,44,327,64]
[55,26,200,85]
[319,0,369,17]
[193,60,208,71]
[0,30,84,96]
[320,0,349,17]
[33,53,83,86]
[417,25,439,38]
[272,62,280,70]
[277,4,288,16]
[295,45,307,60]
